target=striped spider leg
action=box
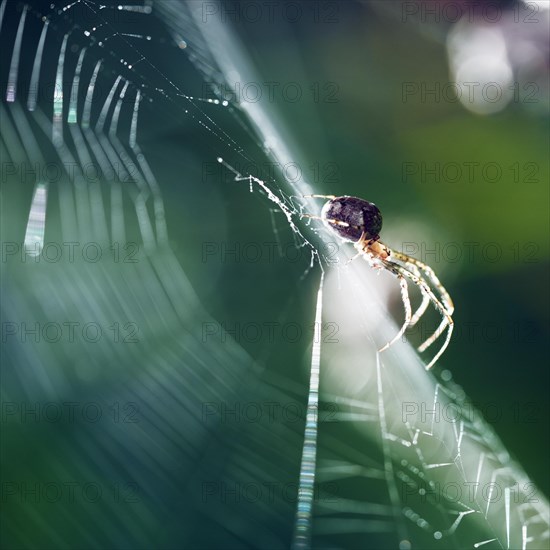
[301,194,454,370]
[352,234,453,370]
[390,251,454,354]
[380,253,453,370]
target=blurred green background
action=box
[1,1,548,548]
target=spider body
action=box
[321,196,382,242]
[303,194,454,370]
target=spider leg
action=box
[350,233,378,267]
[389,250,454,352]
[407,264,431,328]
[423,318,453,370]
[378,263,412,352]
[391,255,454,359]
[418,316,449,353]
[381,257,454,370]
[391,251,455,315]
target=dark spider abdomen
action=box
[322,196,383,242]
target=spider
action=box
[302,195,454,370]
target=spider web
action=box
[0,1,548,549]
